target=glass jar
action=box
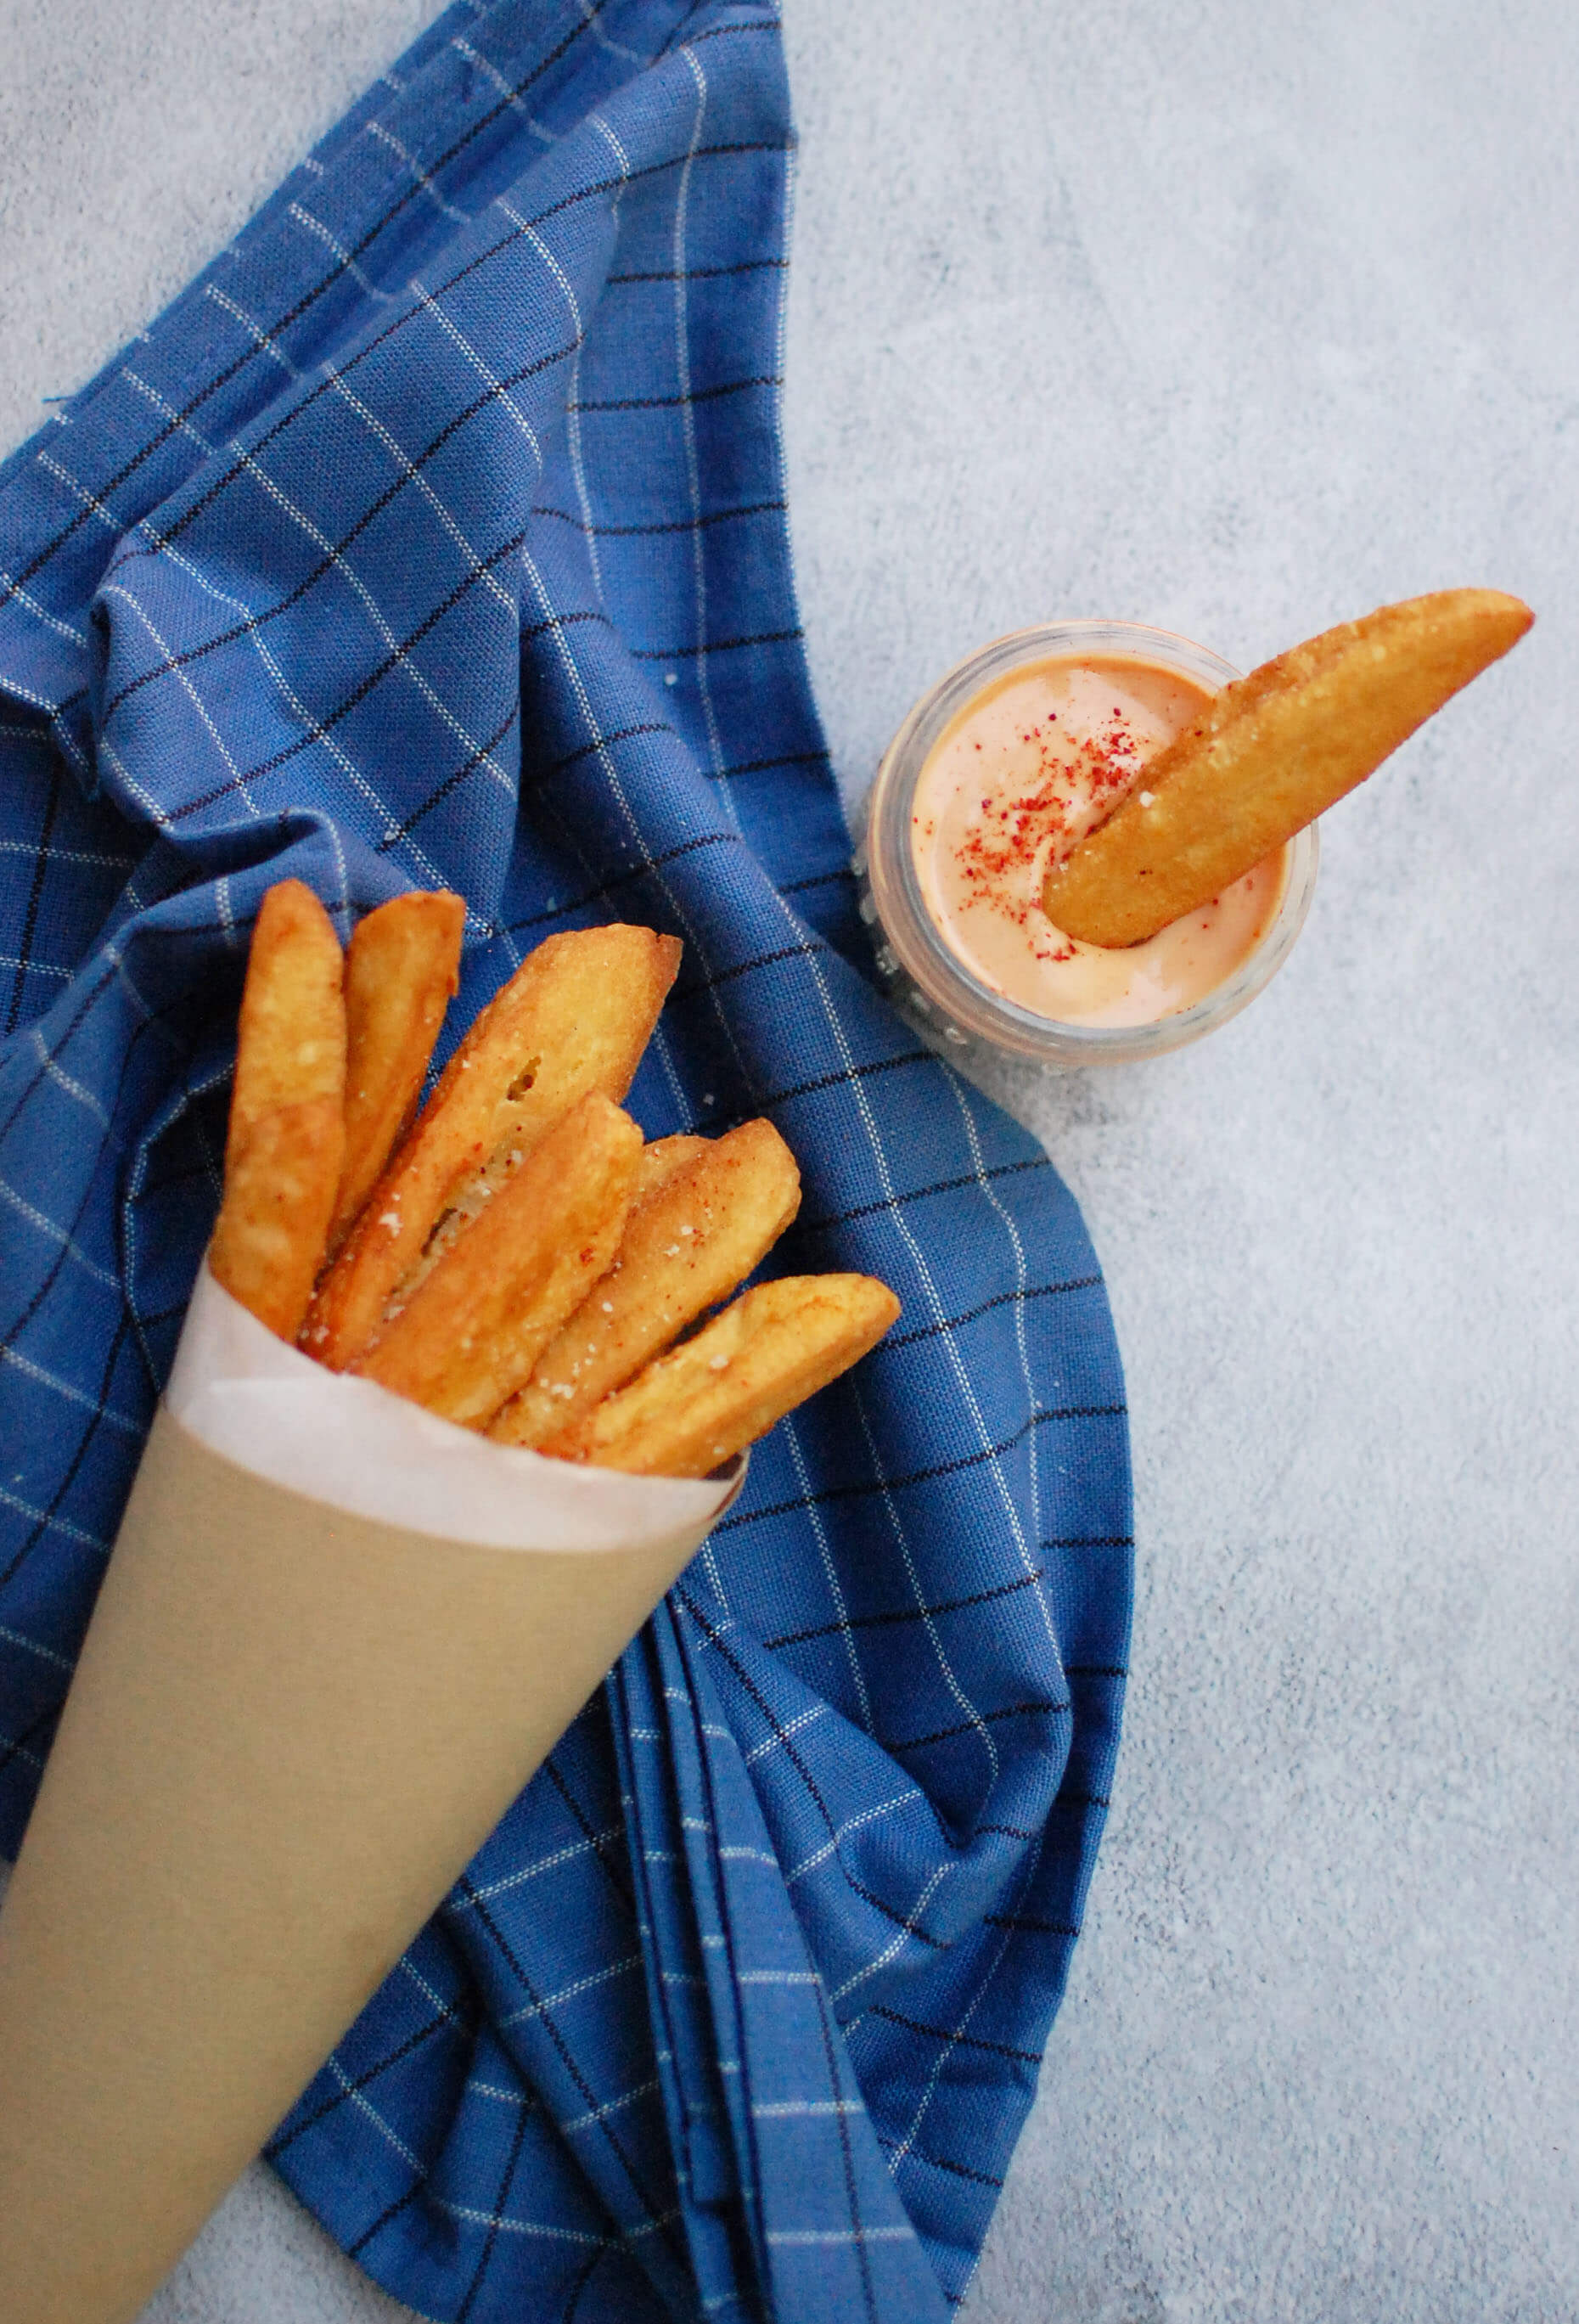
[853,618,1319,1067]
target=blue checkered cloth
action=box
[0,3,1132,2316]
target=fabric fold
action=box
[0,1,1132,2316]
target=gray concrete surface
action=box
[2,0,1575,2316]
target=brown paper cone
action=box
[0,1393,736,2324]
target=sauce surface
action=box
[910,653,1288,1027]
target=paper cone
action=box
[0,1272,740,2324]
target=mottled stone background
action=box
[1,1,1573,2316]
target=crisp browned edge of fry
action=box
[210,1097,346,1342]
[225,880,346,1172]
[552,1273,901,1477]
[634,1134,711,1204]
[303,924,681,1368]
[350,1093,642,1427]
[1042,588,1534,947]
[329,891,465,1256]
[490,1118,801,1451]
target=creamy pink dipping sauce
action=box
[910,653,1290,1028]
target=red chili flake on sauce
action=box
[950,713,1147,952]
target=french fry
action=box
[209,1102,346,1342]
[329,891,464,1258]
[305,925,680,1367]
[553,1274,901,1478]
[635,1133,711,1203]
[492,1119,801,1452]
[1042,588,1534,947]
[223,881,346,1164]
[209,881,346,1341]
[352,1094,642,1429]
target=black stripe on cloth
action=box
[520,605,613,646]
[630,625,801,661]
[752,1049,932,1111]
[156,534,531,823]
[810,1968,881,2324]
[671,19,784,48]
[593,499,787,534]
[541,1753,635,1915]
[677,936,829,999]
[884,1700,1067,1756]
[607,256,787,284]
[453,1871,682,2252]
[883,1275,1103,1349]
[267,2003,469,2158]
[708,747,830,783]
[456,2074,535,2322]
[983,1913,1080,1937]
[1063,1663,1130,1677]
[763,1566,1048,1650]
[0,1700,59,1786]
[866,2006,1041,2067]
[561,2241,617,2324]
[569,373,779,414]
[134,1297,199,1331]
[778,869,852,897]
[4,760,62,1036]
[713,1405,1127,1533]
[531,498,785,537]
[346,2175,425,2260]
[503,831,736,934]
[880,2139,1003,2192]
[797,1156,1051,1234]
[540,719,677,774]
[25,1321,142,1536]
[374,706,520,851]
[2,987,199,1381]
[676,1589,952,1955]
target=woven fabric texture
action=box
[0,3,1132,2316]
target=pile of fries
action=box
[209,892,899,1477]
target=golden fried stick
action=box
[492,1119,801,1452]
[329,890,464,1257]
[223,881,346,1162]
[210,1104,346,1342]
[634,1133,711,1203]
[305,925,680,1367]
[1042,588,1534,947]
[353,1094,642,1428]
[553,1274,901,1478]
[209,881,346,1340]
